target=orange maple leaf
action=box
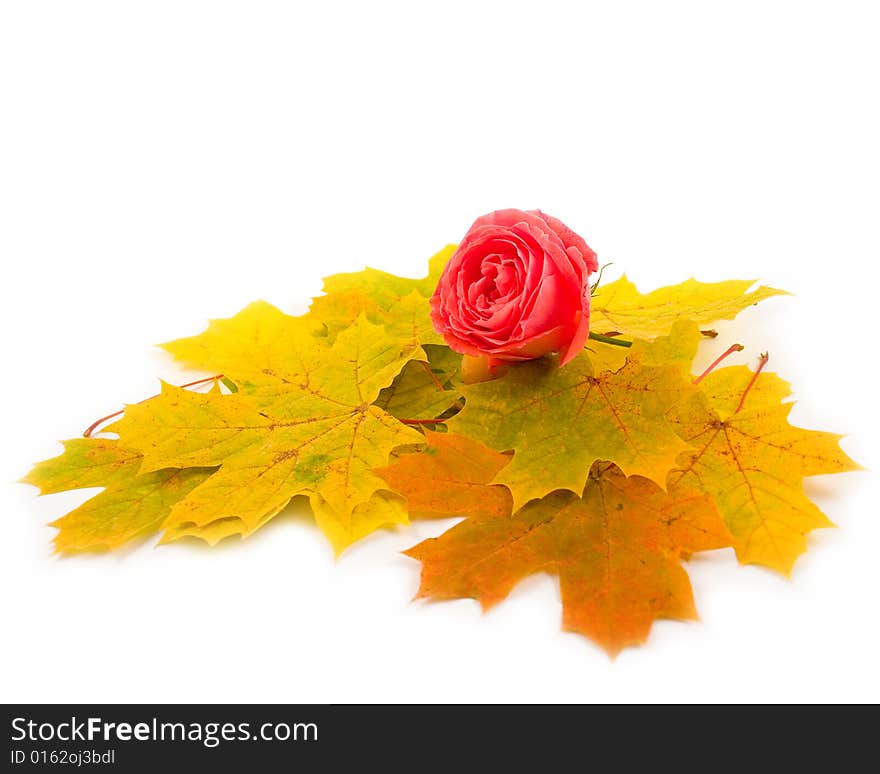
[396,435,732,655]
[376,432,512,519]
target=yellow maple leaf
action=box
[161,297,432,397]
[310,490,409,554]
[114,316,426,552]
[667,365,861,573]
[22,439,213,552]
[162,297,461,427]
[312,288,445,350]
[309,245,455,344]
[585,318,703,377]
[159,513,253,547]
[311,244,453,311]
[160,300,323,395]
[591,275,787,339]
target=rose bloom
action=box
[430,209,598,366]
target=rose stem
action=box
[418,360,446,392]
[83,374,224,438]
[693,343,744,385]
[588,331,632,348]
[734,353,769,414]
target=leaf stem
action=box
[588,331,632,348]
[83,374,225,437]
[418,360,446,392]
[734,353,769,414]
[399,418,447,426]
[693,343,744,385]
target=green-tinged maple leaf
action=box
[375,358,460,422]
[591,276,787,339]
[447,345,693,509]
[376,432,512,520]
[22,438,213,552]
[666,365,861,574]
[421,343,463,386]
[113,316,426,552]
[309,245,455,344]
[405,462,732,656]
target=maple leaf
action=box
[591,276,787,339]
[316,244,453,308]
[309,245,455,344]
[160,298,424,396]
[22,438,213,552]
[666,365,860,574]
[310,490,408,553]
[161,298,461,425]
[376,432,512,520]
[447,345,693,509]
[584,318,703,377]
[405,461,732,655]
[374,355,461,422]
[114,315,426,553]
[160,300,324,395]
[420,343,464,386]
[633,319,704,372]
[159,512,254,546]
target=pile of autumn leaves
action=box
[25,247,858,654]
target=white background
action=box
[1,1,878,703]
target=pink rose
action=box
[430,209,599,366]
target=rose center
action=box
[478,254,519,304]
